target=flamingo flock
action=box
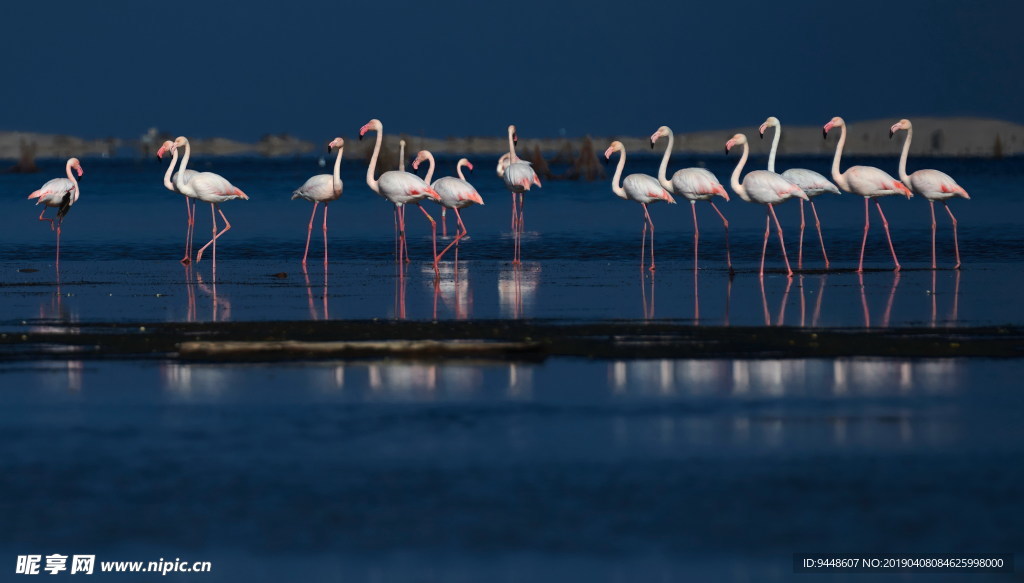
[28,117,970,278]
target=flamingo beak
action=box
[889,125,898,139]
[759,123,767,138]
[76,167,84,178]
[823,122,833,139]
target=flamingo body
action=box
[842,165,911,198]
[433,176,483,208]
[292,174,343,203]
[622,173,674,204]
[741,170,807,205]
[503,161,540,193]
[29,178,78,218]
[671,168,727,202]
[780,168,839,197]
[904,169,968,201]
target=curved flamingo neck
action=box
[332,145,344,195]
[830,124,850,191]
[610,148,627,200]
[730,142,750,202]
[422,151,435,184]
[163,148,178,191]
[366,126,382,194]
[175,139,192,191]
[65,159,79,203]
[507,129,519,162]
[656,128,674,192]
[767,123,780,173]
[897,124,913,185]
[456,159,470,181]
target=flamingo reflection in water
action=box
[930,270,961,327]
[759,276,794,326]
[798,274,828,328]
[195,273,231,322]
[304,270,330,321]
[691,271,733,325]
[499,263,540,319]
[857,271,901,328]
[424,262,472,320]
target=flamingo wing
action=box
[744,170,807,202]
[781,168,839,196]
[172,169,199,186]
[671,168,726,198]
[846,166,911,197]
[191,172,248,200]
[293,174,342,202]
[379,170,439,202]
[433,176,483,207]
[623,173,674,203]
[29,178,76,205]
[908,169,969,199]
[503,162,540,192]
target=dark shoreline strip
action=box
[0,320,1021,362]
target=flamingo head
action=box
[508,124,518,146]
[411,150,431,171]
[156,140,175,160]
[889,118,911,139]
[458,158,474,173]
[68,157,83,178]
[823,116,844,138]
[497,153,512,176]
[604,140,623,161]
[725,133,747,154]
[172,136,189,151]
[759,116,779,139]
[650,125,671,148]
[327,137,344,153]
[359,119,381,140]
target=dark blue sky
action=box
[2,0,1020,141]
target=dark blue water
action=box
[1,156,1022,581]
[2,357,1022,581]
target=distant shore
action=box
[0,117,1019,163]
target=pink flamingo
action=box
[411,151,484,263]
[28,157,83,268]
[725,133,808,277]
[651,125,731,271]
[890,118,970,269]
[359,119,441,275]
[502,125,541,265]
[605,140,676,271]
[171,136,249,278]
[157,140,199,264]
[824,117,913,272]
[760,116,839,269]
[292,137,345,271]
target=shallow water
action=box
[2,356,1022,581]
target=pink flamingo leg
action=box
[943,202,961,270]
[37,208,54,230]
[510,192,518,231]
[322,203,329,272]
[55,220,62,269]
[438,208,468,263]
[400,205,410,263]
[642,203,656,271]
[874,201,900,272]
[416,204,439,276]
[798,199,805,270]
[690,202,699,271]
[858,272,870,328]
[929,201,937,270]
[759,275,770,325]
[809,200,829,269]
[768,204,794,277]
[441,209,448,238]
[760,214,770,277]
[195,206,232,264]
[519,193,525,233]
[709,201,732,272]
[302,201,319,269]
[182,197,194,265]
[858,197,870,273]
[640,217,647,270]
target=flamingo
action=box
[359,118,441,275]
[759,116,839,269]
[171,136,249,278]
[411,151,484,262]
[890,118,970,269]
[157,140,199,264]
[502,125,541,265]
[725,133,808,277]
[823,117,913,272]
[605,140,676,271]
[291,137,345,271]
[28,157,83,268]
[651,126,731,271]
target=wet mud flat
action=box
[2,319,1022,362]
